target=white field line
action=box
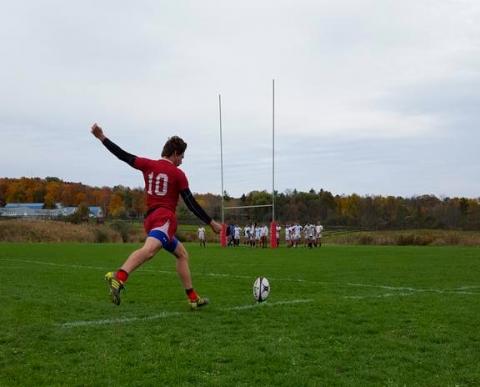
[226,298,312,311]
[453,285,480,290]
[59,299,314,328]
[344,292,416,300]
[0,258,176,275]
[346,282,479,295]
[2,258,479,296]
[0,258,249,279]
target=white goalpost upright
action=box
[218,94,225,225]
[218,79,278,248]
[272,78,276,223]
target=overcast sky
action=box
[1,0,479,198]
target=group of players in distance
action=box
[285,223,324,248]
[198,223,324,248]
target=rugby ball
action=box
[253,277,270,302]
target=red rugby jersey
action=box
[133,157,189,213]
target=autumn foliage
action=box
[0,177,145,218]
[1,177,480,230]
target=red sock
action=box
[185,288,198,301]
[116,269,129,283]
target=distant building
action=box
[0,203,103,219]
[5,203,44,210]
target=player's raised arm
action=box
[91,123,137,167]
[180,188,222,233]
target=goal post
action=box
[220,223,227,247]
[270,221,278,248]
[218,80,277,248]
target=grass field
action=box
[1,243,479,386]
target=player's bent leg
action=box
[171,241,191,288]
[120,237,163,273]
[173,241,209,309]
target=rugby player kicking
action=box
[91,123,222,309]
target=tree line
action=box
[1,177,479,230]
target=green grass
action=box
[1,243,479,386]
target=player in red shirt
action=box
[91,123,222,309]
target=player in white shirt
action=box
[288,225,295,247]
[260,224,268,248]
[197,226,206,248]
[293,224,302,248]
[249,224,257,247]
[255,226,262,247]
[303,224,310,247]
[234,225,241,247]
[285,224,291,247]
[307,224,316,248]
[275,225,281,247]
[315,223,324,247]
[243,225,250,246]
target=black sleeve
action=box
[180,188,212,225]
[102,138,137,167]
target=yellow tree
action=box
[74,192,87,206]
[44,181,62,208]
[109,192,126,218]
[131,189,146,217]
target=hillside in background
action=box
[1,177,480,230]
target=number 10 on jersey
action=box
[147,172,168,196]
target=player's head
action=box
[162,136,187,166]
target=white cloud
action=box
[1,0,479,197]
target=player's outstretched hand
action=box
[91,123,106,141]
[209,220,222,234]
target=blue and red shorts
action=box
[144,207,179,253]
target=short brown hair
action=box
[161,136,187,157]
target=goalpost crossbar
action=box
[223,204,273,210]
